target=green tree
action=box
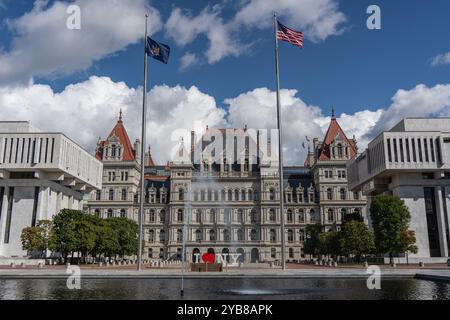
[339,220,375,262]
[21,220,53,258]
[97,219,120,260]
[107,217,138,257]
[49,209,84,262]
[304,224,322,258]
[370,195,417,264]
[318,231,341,258]
[75,214,100,263]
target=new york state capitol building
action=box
[87,111,367,263]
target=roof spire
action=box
[331,106,336,120]
[118,109,123,122]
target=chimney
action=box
[191,131,196,164]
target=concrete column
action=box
[436,187,449,257]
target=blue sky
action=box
[0,0,450,164]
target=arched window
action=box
[208,190,212,201]
[237,209,244,223]
[221,190,226,201]
[269,188,275,201]
[288,229,294,242]
[340,188,346,200]
[196,209,202,223]
[210,209,215,223]
[159,230,165,243]
[299,229,305,242]
[248,190,253,201]
[353,191,360,200]
[179,188,184,201]
[237,229,244,241]
[269,209,276,222]
[148,248,153,258]
[328,209,334,222]
[201,190,205,201]
[109,189,114,201]
[159,210,166,223]
[299,209,305,223]
[94,209,100,217]
[209,229,216,241]
[228,190,233,201]
[96,190,101,200]
[121,188,127,201]
[120,209,126,218]
[107,209,113,218]
[251,209,257,223]
[111,145,117,157]
[270,229,276,243]
[214,190,219,201]
[177,209,184,222]
[326,188,332,200]
[241,190,246,201]
[287,209,293,223]
[149,230,155,242]
[235,190,240,201]
[177,229,183,243]
[250,229,257,241]
[195,230,202,242]
[223,229,230,241]
[149,210,155,223]
[309,209,315,221]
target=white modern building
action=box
[348,118,450,261]
[0,122,102,257]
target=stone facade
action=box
[87,112,366,263]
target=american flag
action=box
[277,20,303,48]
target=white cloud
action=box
[2,76,450,166]
[166,0,346,66]
[0,76,227,165]
[0,0,161,85]
[179,52,199,71]
[366,84,450,140]
[233,0,347,42]
[431,52,450,66]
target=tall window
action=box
[177,229,183,243]
[195,230,202,242]
[149,230,155,242]
[287,209,293,223]
[327,209,334,222]
[287,229,294,243]
[196,209,202,223]
[179,189,184,201]
[327,188,332,200]
[338,144,343,158]
[120,209,126,218]
[109,189,114,201]
[237,209,244,223]
[299,209,305,223]
[224,229,230,241]
[96,190,101,200]
[340,188,346,200]
[241,190,246,201]
[289,248,294,259]
[237,229,244,241]
[159,210,166,223]
[121,189,127,201]
[210,209,215,223]
[353,191,359,200]
[269,209,276,222]
[177,209,183,222]
[159,230,165,243]
[269,188,275,201]
[107,209,113,218]
[248,190,253,201]
[209,229,216,241]
[270,229,276,243]
[299,229,305,242]
[194,191,199,201]
[149,210,155,223]
[251,209,257,223]
[250,229,257,241]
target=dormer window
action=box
[337,143,343,158]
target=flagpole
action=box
[137,13,149,272]
[274,13,286,271]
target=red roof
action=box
[96,114,136,161]
[146,146,155,167]
[317,115,357,161]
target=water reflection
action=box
[0,278,449,300]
